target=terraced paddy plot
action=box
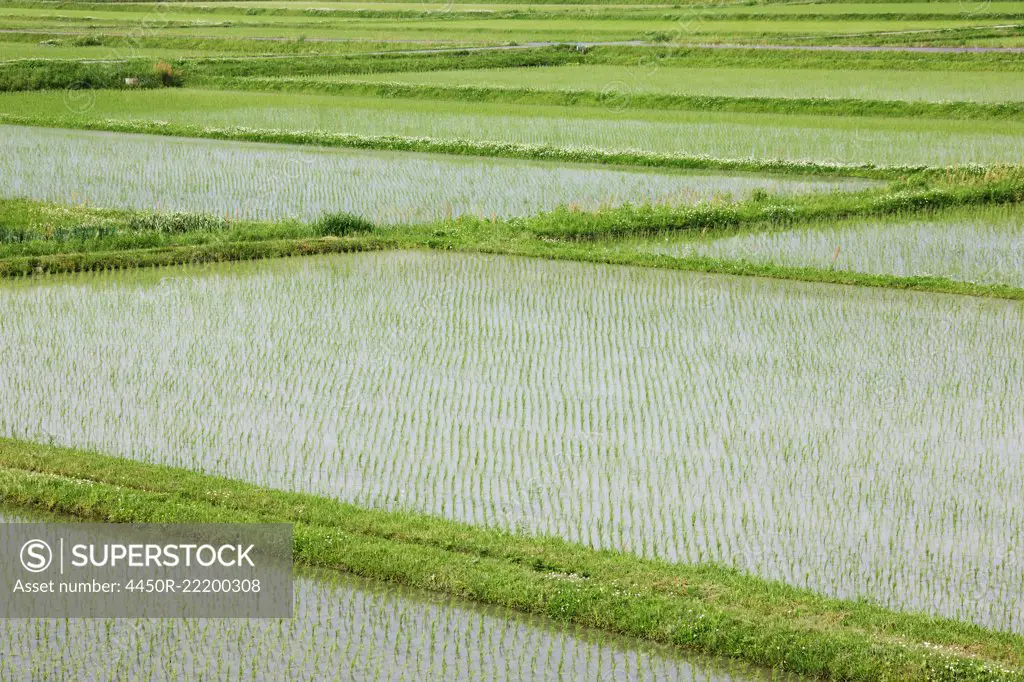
[0,42,225,61]
[0,125,874,222]
[0,16,646,43]
[348,64,1024,103]
[6,89,1024,167]
[643,204,1024,289]
[0,508,778,682]
[171,2,658,9]
[1,252,1023,634]
[3,15,998,44]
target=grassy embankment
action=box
[4,47,1024,121]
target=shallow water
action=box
[642,204,1024,288]
[0,125,873,224]
[1,251,1022,633]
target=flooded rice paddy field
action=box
[1,251,1022,632]
[0,125,874,224]
[640,203,1024,288]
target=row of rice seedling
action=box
[0,514,770,682]
[1,251,1022,635]
[0,124,875,223]
[5,88,1022,167]
[342,64,1024,104]
[641,203,1024,288]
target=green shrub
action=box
[314,212,374,237]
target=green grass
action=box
[0,437,1022,681]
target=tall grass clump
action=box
[315,212,375,237]
[153,61,177,87]
[127,212,228,234]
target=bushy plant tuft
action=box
[128,212,228,234]
[153,61,176,87]
[314,212,374,237]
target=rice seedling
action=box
[1,251,1021,636]
[642,203,1024,288]
[0,125,874,223]
[2,0,1022,672]
[5,88,1024,167]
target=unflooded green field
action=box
[173,1,659,9]
[1,251,1022,634]
[6,89,1024,167]
[0,125,875,222]
[346,63,1024,103]
[640,203,1024,288]
[0,507,782,682]
[0,14,1000,45]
